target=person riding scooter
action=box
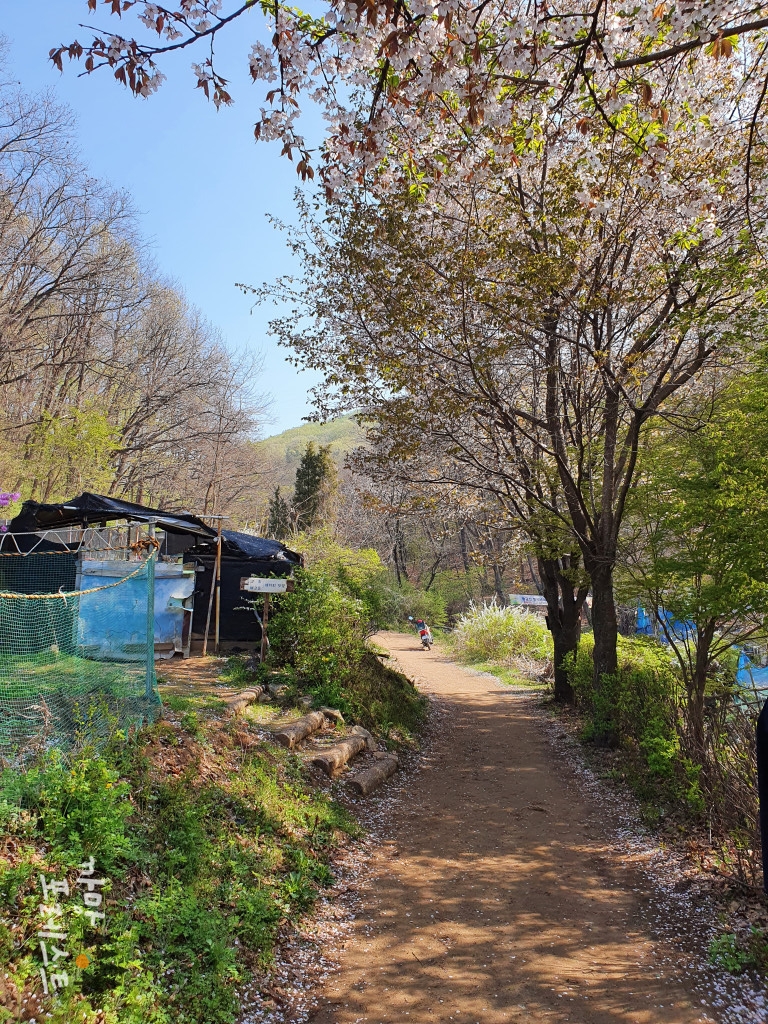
[408,616,433,650]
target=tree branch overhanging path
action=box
[51,2,768,192]
[48,3,768,700]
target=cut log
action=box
[223,687,264,713]
[349,725,377,751]
[320,707,345,725]
[348,755,399,796]
[273,711,326,750]
[311,735,366,776]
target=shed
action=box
[7,493,217,659]
[189,531,302,644]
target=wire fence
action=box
[0,528,159,757]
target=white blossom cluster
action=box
[71,1,768,235]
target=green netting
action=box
[0,549,160,755]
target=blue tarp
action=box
[638,608,766,694]
[636,607,696,643]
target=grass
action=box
[217,655,260,689]
[438,604,553,691]
[446,603,553,667]
[452,655,543,690]
[280,649,428,744]
[0,580,428,1020]
[0,708,358,1024]
[0,650,144,697]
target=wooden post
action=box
[214,519,223,654]
[202,557,216,657]
[145,520,156,698]
[260,593,270,664]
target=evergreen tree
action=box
[266,486,292,540]
[293,442,337,531]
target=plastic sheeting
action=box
[8,492,215,538]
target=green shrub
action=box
[0,718,359,1024]
[564,633,679,746]
[563,633,709,813]
[0,747,137,873]
[397,581,448,629]
[708,932,753,974]
[294,531,404,631]
[449,602,553,666]
[300,529,466,628]
[267,566,368,688]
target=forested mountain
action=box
[253,415,363,492]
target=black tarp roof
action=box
[8,492,216,538]
[193,529,302,564]
[223,530,302,562]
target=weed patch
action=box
[0,712,357,1023]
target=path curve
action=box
[311,632,713,1024]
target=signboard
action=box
[240,577,295,594]
[509,593,547,607]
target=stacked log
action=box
[320,707,345,725]
[223,687,264,713]
[348,725,377,751]
[348,755,399,796]
[311,735,367,776]
[273,711,326,750]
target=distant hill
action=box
[253,415,365,492]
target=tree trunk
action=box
[687,684,706,762]
[552,620,582,703]
[686,622,716,762]
[589,564,619,685]
[492,560,506,605]
[538,555,587,704]
[459,527,470,574]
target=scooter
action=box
[409,617,433,650]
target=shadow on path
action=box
[311,633,712,1024]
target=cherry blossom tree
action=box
[52,1,768,200]
[258,108,768,690]
[52,3,768,693]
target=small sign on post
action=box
[239,577,295,662]
[239,577,295,594]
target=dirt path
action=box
[311,632,714,1024]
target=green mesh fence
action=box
[0,549,160,755]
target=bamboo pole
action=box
[260,593,270,664]
[200,514,228,657]
[202,558,216,657]
[214,518,223,654]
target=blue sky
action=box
[2,1,323,435]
